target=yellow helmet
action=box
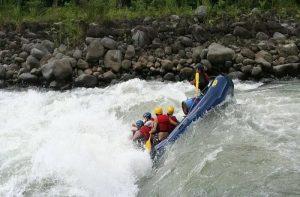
[154,106,163,115]
[167,106,174,115]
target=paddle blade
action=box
[145,138,151,153]
[195,72,200,96]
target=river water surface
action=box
[0,79,299,196]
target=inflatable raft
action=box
[151,74,234,158]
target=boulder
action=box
[18,73,38,83]
[233,26,251,38]
[161,60,173,71]
[191,24,209,43]
[75,74,98,87]
[228,71,245,80]
[179,36,193,47]
[121,60,131,70]
[131,26,157,48]
[179,67,194,80]
[41,62,54,81]
[192,46,204,62]
[86,39,105,62]
[255,50,273,63]
[125,45,135,59]
[0,65,6,79]
[255,57,272,71]
[19,51,29,59]
[101,37,117,50]
[286,55,299,63]
[251,66,263,79]
[77,59,89,70]
[273,63,300,77]
[104,50,122,72]
[194,6,207,21]
[102,71,116,82]
[241,65,253,74]
[41,40,54,53]
[273,32,286,41]
[256,32,269,40]
[31,48,46,60]
[26,55,40,70]
[241,48,255,59]
[52,59,73,81]
[207,43,235,64]
[277,43,299,57]
[73,49,82,59]
[163,72,175,81]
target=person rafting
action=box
[166,106,179,131]
[131,120,151,143]
[191,63,210,94]
[150,107,178,146]
[143,112,154,128]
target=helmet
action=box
[143,112,152,120]
[196,63,204,72]
[154,107,163,115]
[136,120,144,128]
[167,106,174,115]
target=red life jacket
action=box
[169,115,178,132]
[140,126,151,140]
[157,114,170,133]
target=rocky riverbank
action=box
[0,7,300,90]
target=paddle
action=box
[145,134,152,153]
[195,70,200,97]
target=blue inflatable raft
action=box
[152,74,234,157]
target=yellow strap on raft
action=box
[195,71,200,97]
[145,134,152,153]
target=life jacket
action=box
[169,115,178,132]
[140,126,151,140]
[198,72,210,92]
[156,114,171,133]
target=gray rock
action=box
[58,44,67,54]
[31,48,45,60]
[75,74,98,87]
[163,73,175,81]
[241,65,253,74]
[101,37,117,50]
[131,26,156,48]
[19,73,38,83]
[41,40,55,53]
[77,59,89,69]
[233,26,251,38]
[194,6,207,20]
[179,36,193,47]
[192,46,204,62]
[15,57,25,63]
[273,32,286,41]
[286,55,300,63]
[132,30,146,47]
[155,48,165,58]
[256,32,269,40]
[207,43,235,64]
[22,43,35,53]
[273,63,300,77]
[255,50,273,63]
[52,59,73,81]
[41,62,54,80]
[241,48,255,59]
[243,58,256,65]
[104,50,122,72]
[165,46,172,55]
[0,65,6,79]
[19,51,29,59]
[161,60,173,71]
[125,45,135,59]
[235,54,244,64]
[121,60,131,70]
[102,71,116,82]
[228,71,245,80]
[179,67,194,80]
[251,66,263,78]
[30,68,41,76]
[26,55,40,70]
[277,43,299,57]
[86,39,105,62]
[73,49,82,59]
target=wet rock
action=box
[26,55,40,70]
[194,6,207,21]
[228,71,245,80]
[256,32,269,40]
[31,48,45,60]
[102,70,116,82]
[18,73,38,83]
[75,74,98,87]
[163,72,175,81]
[121,59,131,70]
[0,65,6,79]
[104,50,122,72]
[125,45,135,59]
[251,66,263,79]
[277,43,299,57]
[207,43,235,64]
[233,26,251,38]
[179,67,194,80]
[161,60,173,71]
[241,48,255,59]
[77,59,89,69]
[73,49,82,59]
[86,39,105,62]
[273,63,300,77]
[101,37,117,50]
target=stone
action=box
[84,68,93,75]
[179,67,194,80]
[161,60,173,71]
[235,54,244,64]
[52,59,73,81]
[155,48,165,58]
[241,65,253,74]
[86,39,105,62]
[26,55,40,70]
[207,43,235,64]
[101,37,117,50]
[102,71,116,82]
[125,45,135,59]
[192,46,204,62]
[30,68,41,76]
[121,60,131,70]
[241,48,255,59]
[41,40,55,53]
[251,66,263,78]
[273,63,300,77]
[0,80,5,88]
[165,46,172,55]
[75,74,98,87]
[243,58,256,65]
[104,50,122,72]
[179,36,193,47]
[191,24,209,43]
[273,32,286,41]
[201,59,212,71]
[256,32,269,41]
[73,49,82,59]
[58,44,67,54]
[19,51,29,59]
[277,43,299,57]
[15,57,25,63]
[77,59,89,70]
[194,6,207,20]
[31,48,45,60]
[286,55,299,63]
[233,26,251,38]
[131,26,157,48]
[255,50,273,63]
[41,62,54,81]
[228,71,245,80]
[0,65,6,79]
[18,73,38,83]
[163,73,175,81]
